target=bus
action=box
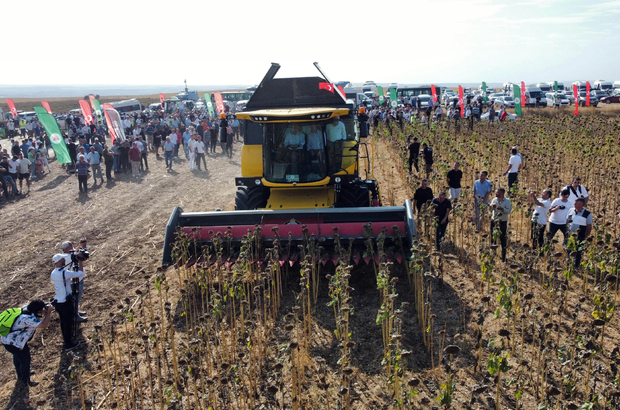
[211,91,254,107]
[396,85,441,100]
[109,99,142,115]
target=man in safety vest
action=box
[19,119,27,137]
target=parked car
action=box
[495,96,515,108]
[480,111,517,121]
[545,93,570,107]
[417,94,432,108]
[599,95,620,104]
[488,93,506,104]
[578,92,598,107]
[591,90,608,101]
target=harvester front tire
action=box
[336,185,370,208]
[235,186,269,210]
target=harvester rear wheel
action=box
[335,184,370,208]
[235,186,269,210]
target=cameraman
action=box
[50,253,85,351]
[60,240,88,322]
[1,299,53,388]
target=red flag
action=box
[79,99,94,126]
[337,85,346,99]
[458,85,464,113]
[586,81,591,106]
[520,82,526,107]
[101,104,126,143]
[319,82,334,93]
[573,84,579,116]
[213,92,225,114]
[159,93,165,106]
[41,101,52,114]
[6,99,18,118]
[431,85,438,103]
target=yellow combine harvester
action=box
[162,63,415,266]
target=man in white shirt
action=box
[547,188,573,245]
[187,134,198,171]
[193,134,207,171]
[528,189,551,249]
[326,117,347,173]
[16,152,31,194]
[503,147,522,191]
[50,253,86,351]
[563,177,589,206]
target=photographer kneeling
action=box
[60,240,89,322]
[1,299,53,388]
[50,253,85,351]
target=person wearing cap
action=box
[93,138,103,156]
[50,253,85,351]
[75,155,90,193]
[219,113,228,153]
[128,142,141,177]
[2,299,53,389]
[358,107,369,138]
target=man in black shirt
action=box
[422,143,433,178]
[446,162,463,201]
[412,178,433,214]
[432,192,452,250]
[408,136,420,173]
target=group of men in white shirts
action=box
[528,177,591,266]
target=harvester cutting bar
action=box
[162,200,416,266]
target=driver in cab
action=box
[283,124,305,150]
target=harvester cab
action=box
[162,63,416,267]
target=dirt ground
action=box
[0,131,242,406]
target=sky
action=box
[5,0,620,86]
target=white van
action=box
[361,81,378,97]
[614,81,620,91]
[573,81,588,92]
[109,99,142,115]
[547,82,565,92]
[537,82,551,92]
[524,87,547,107]
[593,80,613,93]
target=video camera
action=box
[69,248,90,263]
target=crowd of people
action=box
[408,136,593,265]
[0,105,243,199]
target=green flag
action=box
[34,106,72,164]
[513,85,522,117]
[92,99,102,116]
[554,81,558,92]
[377,86,385,106]
[389,88,398,108]
[204,93,216,118]
[482,81,488,103]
